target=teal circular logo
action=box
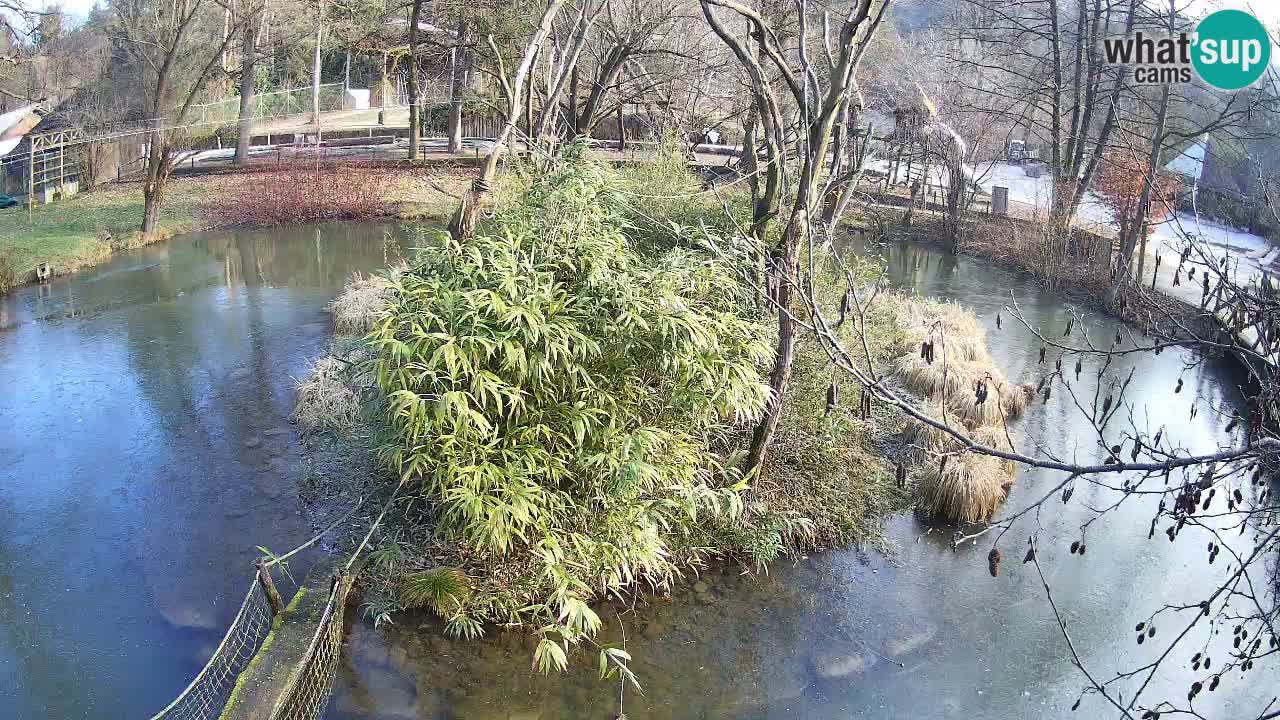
[1192,10,1271,91]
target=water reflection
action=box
[326,237,1271,720]
[0,222,416,719]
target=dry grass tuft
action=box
[893,298,991,364]
[916,455,1011,523]
[328,265,405,335]
[913,426,1017,524]
[292,356,361,432]
[894,354,1029,429]
[900,406,959,463]
[891,297,1030,522]
[894,354,977,400]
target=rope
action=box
[266,482,407,720]
[344,481,407,574]
[263,496,364,568]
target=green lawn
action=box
[0,167,464,292]
[0,181,204,283]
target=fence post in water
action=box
[256,560,286,616]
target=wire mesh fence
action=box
[147,580,276,720]
[268,573,356,720]
[192,84,351,128]
[147,497,376,720]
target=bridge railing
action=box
[147,496,370,720]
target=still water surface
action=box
[0,224,1272,718]
[0,223,414,718]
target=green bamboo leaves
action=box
[365,157,772,668]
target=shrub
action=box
[205,164,395,226]
[614,133,750,249]
[912,423,1017,523]
[327,264,407,335]
[888,297,1029,522]
[366,153,772,665]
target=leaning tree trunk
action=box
[446,18,468,153]
[448,0,566,241]
[407,0,424,161]
[234,17,257,167]
[573,48,627,137]
[747,212,802,471]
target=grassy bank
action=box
[890,212,1210,337]
[0,181,201,288]
[0,165,464,293]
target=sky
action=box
[13,0,1280,35]
[1207,0,1280,28]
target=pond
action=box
[0,223,1272,719]
[0,222,418,719]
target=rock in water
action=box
[810,649,875,679]
[888,625,937,656]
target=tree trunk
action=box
[1129,2,1176,285]
[311,0,324,131]
[747,213,802,471]
[567,66,579,135]
[448,1,567,241]
[1131,84,1170,285]
[446,18,467,153]
[380,51,390,111]
[141,134,166,236]
[574,48,627,137]
[524,48,537,136]
[234,17,257,167]
[407,0,424,161]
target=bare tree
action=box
[447,0,568,241]
[113,0,245,235]
[407,0,425,160]
[446,15,469,152]
[701,0,891,472]
[233,5,264,167]
[310,0,325,130]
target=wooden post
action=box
[28,140,35,222]
[256,560,286,615]
[617,105,625,152]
